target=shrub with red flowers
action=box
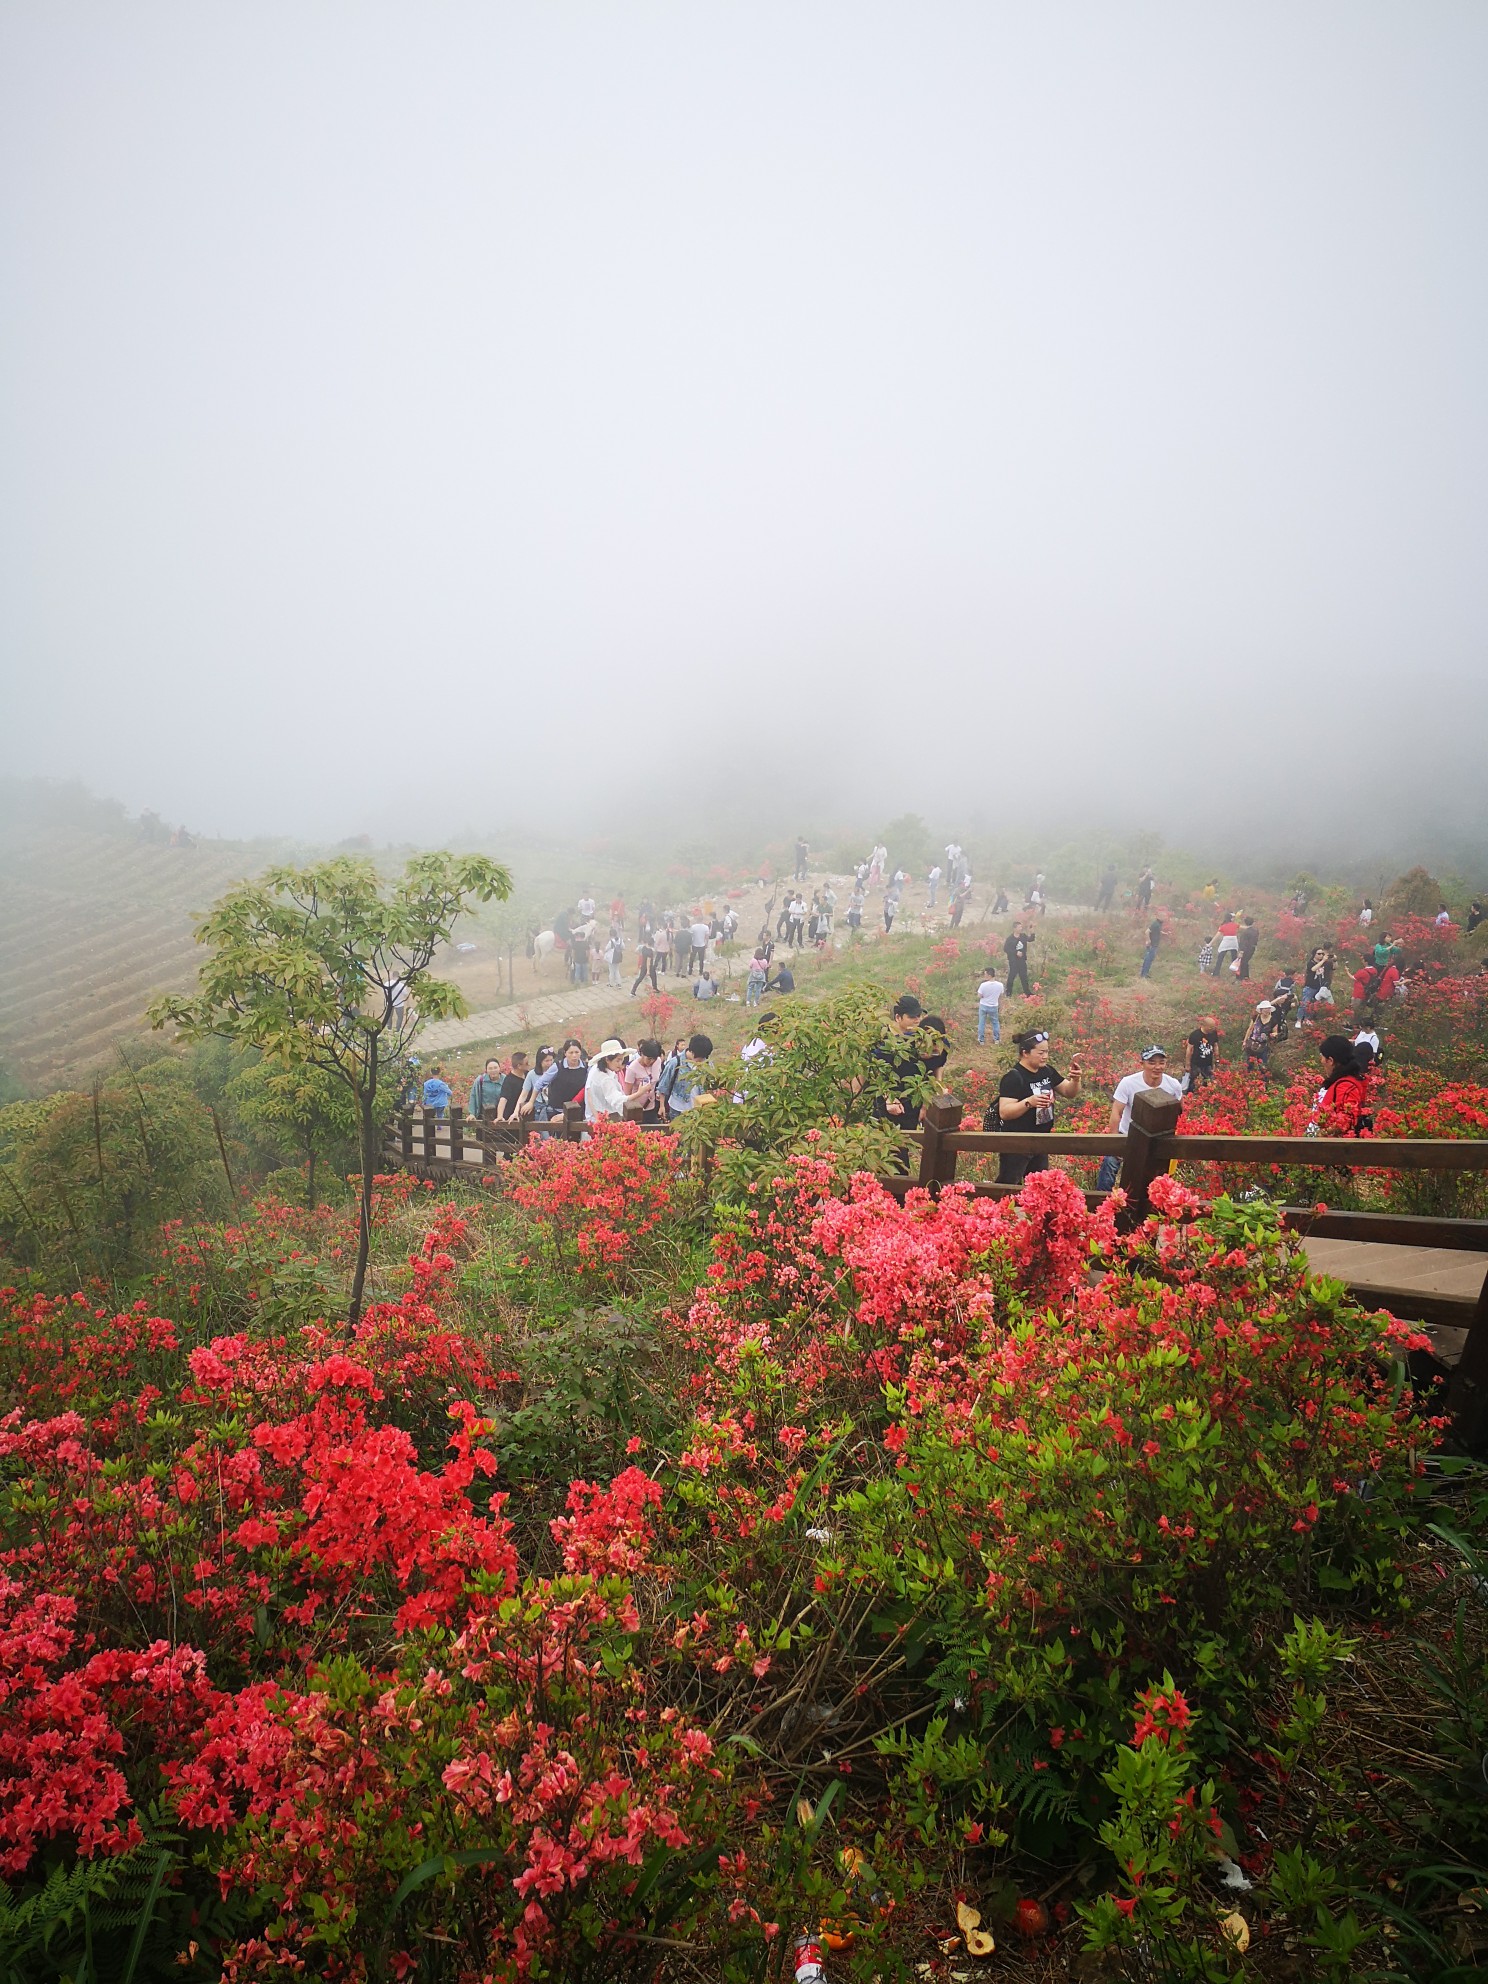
[836,1182,1431,1849]
[506,1121,682,1289]
[165,1466,740,1981]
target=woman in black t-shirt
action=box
[984,1030,1081,1185]
[546,1039,589,1114]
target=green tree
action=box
[225,1056,360,1207]
[150,852,512,1322]
[0,1052,231,1279]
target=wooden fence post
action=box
[399,1113,414,1165]
[1446,1267,1488,1452]
[563,1102,585,1142]
[421,1107,437,1162]
[1116,1089,1183,1231]
[917,1095,965,1195]
[448,1105,465,1167]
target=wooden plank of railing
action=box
[1279,1209,1488,1252]
[943,1131,1129,1156]
[399,1113,414,1165]
[1160,1135,1488,1170]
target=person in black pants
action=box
[1004,924,1034,997]
[631,934,658,997]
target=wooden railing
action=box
[900,1090,1488,1443]
[383,1089,1488,1443]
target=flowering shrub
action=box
[837,1185,1431,1847]
[506,1122,681,1288]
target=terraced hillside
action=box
[0,798,283,1091]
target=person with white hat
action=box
[1242,1000,1280,1074]
[584,1039,643,1124]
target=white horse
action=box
[527,929,557,971]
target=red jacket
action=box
[1319,1071,1370,1134]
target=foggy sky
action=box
[2,3,1486,856]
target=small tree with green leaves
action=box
[225,1056,361,1208]
[150,852,512,1322]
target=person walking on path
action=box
[1004,924,1034,997]
[467,1057,505,1120]
[1096,1045,1183,1189]
[630,932,659,998]
[1183,1015,1220,1093]
[976,968,1005,1045]
[605,926,625,987]
[986,1029,1082,1187]
[1235,916,1260,982]
[1140,915,1163,979]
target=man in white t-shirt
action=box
[926,863,943,908]
[687,918,711,973]
[1096,1045,1184,1190]
[976,970,1005,1045]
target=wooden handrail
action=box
[1158,1134,1488,1170]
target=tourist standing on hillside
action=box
[868,843,887,887]
[976,967,1005,1044]
[1359,898,1375,927]
[794,836,809,881]
[1135,867,1155,911]
[988,1030,1082,1186]
[1183,1015,1221,1092]
[869,994,931,1130]
[1140,915,1163,979]
[1469,899,1485,935]
[1300,945,1336,1025]
[605,926,625,987]
[1096,1045,1183,1189]
[926,863,942,908]
[1004,924,1034,997]
[631,931,659,997]
[1236,916,1260,981]
[1241,1001,1279,1073]
[467,1057,505,1120]
[949,875,972,927]
[883,878,903,933]
[1311,1036,1371,1136]
[1095,864,1118,911]
[746,950,768,1006]
[847,890,864,933]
